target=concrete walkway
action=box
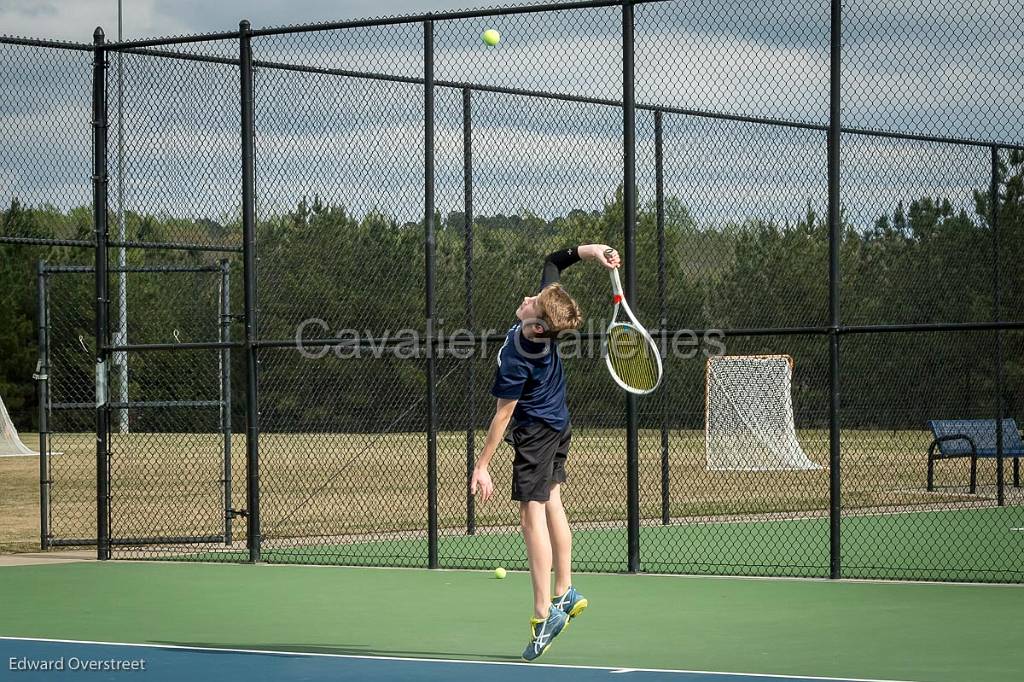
[0,550,94,567]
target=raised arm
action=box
[539,244,620,290]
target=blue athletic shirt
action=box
[490,247,581,431]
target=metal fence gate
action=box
[36,263,237,553]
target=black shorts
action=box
[509,422,572,502]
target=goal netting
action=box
[0,394,36,456]
[705,355,819,471]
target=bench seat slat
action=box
[927,418,1024,457]
[927,418,1022,492]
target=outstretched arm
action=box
[470,398,518,503]
[540,244,620,290]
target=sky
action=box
[1,0,1021,230]
[0,1,484,41]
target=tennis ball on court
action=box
[494,566,507,579]
[482,29,501,46]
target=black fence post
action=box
[220,258,233,544]
[92,27,111,562]
[622,0,640,573]
[239,19,261,562]
[991,146,1005,505]
[36,260,50,550]
[463,86,476,536]
[425,18,439,569]
[827,0,842,580]
[655,109,669,526]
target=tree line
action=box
[2,151,1021,434]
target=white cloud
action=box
[0,0,527,42]
[1,0,1019,228]
[636,30,830,123]
[0,0,192,42]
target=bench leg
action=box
[927,454,934,491]
[1015,458,1020,488]
[970,456,977,494]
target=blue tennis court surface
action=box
[1,638,910,682]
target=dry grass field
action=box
[4,426,1014,555]
[0,433,42,553]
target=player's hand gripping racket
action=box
[603,248,663,394]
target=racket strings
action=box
[607,324,659,392]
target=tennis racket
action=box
[603,248,663,394]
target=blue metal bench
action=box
[927,418,1023,492]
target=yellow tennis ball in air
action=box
[482,29,501,46]
[494,566,507,579]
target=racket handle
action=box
[609,265,624,297]
[604,248,623,297]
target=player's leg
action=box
[513,423,569,661]
[547,488,586,618]
[545,483,573,598]
[520,498,568,661]
[547,425,587,620]
[520,500,553,618]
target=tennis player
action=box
[470,243,620,661]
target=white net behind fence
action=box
[705,355,819,471]
[0,393,35,456]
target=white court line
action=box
[0,635,924,682]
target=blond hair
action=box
[534,283,583,337]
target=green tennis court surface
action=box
[2,561,1021,681]
[195,507,1024,582]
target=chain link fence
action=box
[34,264,238,552]
[1,0,1022,582]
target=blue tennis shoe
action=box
[552,585,588,621]
[521,605,568,661]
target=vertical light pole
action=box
[115,0,129,433]
[93,26,111,560]
[623,0,640,573]
[827,0,842,579]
